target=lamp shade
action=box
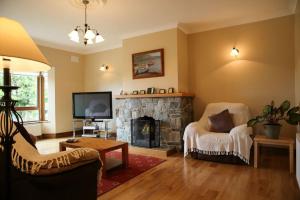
[0,17,51,72]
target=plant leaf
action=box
[279,100,290,113]
[247,119,258,127]
[286,113,300,125]
[287,106,300,115]
[262,105,272,116]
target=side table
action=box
[254,135,294,174]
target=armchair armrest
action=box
[229,124,253,136]
[12,134,101,176]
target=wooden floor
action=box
[37,138,300,200]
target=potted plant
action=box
[247,100,300,139]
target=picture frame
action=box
[132,49,164,79]
[132,90,138,95]
[159,89,166,94]
[168,87,174,93]
[139,90,146,95]
[147,87,155,94]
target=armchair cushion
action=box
[208,109,234,133]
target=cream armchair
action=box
[183,102,253,164]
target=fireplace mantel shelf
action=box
[114,92,194,99]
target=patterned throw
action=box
[11,133,100,175]
[98,151,165,195]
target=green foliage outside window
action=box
[0,73,39,121]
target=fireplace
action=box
[131,116,160,148]
[115,94,194,150]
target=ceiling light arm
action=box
[84,0,88,28]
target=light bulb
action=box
[95,33,104,43]
[84,29,96,40]
[231,47,239,57]
[68,29,79,43]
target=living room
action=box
[1,0,300,199]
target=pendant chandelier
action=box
[68,0,104,45]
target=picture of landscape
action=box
[132,49,164,79]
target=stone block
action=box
[170,117,182,130]
[170,102,180,109]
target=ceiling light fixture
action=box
[68,0,104,45]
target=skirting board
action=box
[39,131,117,140]
[39,130,82,140]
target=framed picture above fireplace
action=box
[132,49,164,79]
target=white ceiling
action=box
[0,0,298,54]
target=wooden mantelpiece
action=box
[114,92,194,99]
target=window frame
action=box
[14,72,46,122]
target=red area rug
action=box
[97,151,165,196]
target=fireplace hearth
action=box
[131,116,160,148]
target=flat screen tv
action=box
[72,92,113,119]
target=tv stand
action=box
[72,119,109,138]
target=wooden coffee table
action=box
[59,138,128,177]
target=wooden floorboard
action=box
[36,138,300,200]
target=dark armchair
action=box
[0,123,102,200]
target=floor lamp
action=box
[0,17,51,199]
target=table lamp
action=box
[0,17,51,199]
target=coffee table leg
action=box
[122,143,129,168]
[100,152,106,178]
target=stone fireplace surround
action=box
[114,93,194,150]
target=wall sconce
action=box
[230,47,239,57]
[99,64,109,71]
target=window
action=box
[0,72,47,122]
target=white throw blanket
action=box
[183,103,253,164]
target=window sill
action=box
[23,120,49,125]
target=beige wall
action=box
[122,29,179,92]
[188,15,295,137]
[295,0,300,104]
[83,28,182,94]
[177,28,189,92]
[83,48,123,94]
[39,46,84,134]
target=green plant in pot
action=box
[247,100,300,139]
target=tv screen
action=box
[72,92,113,119]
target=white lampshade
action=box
[0,17,51,72]
[84,29,96,40]
[68,29,80,43]
[87,39,93,45]
[95,33,104,43]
